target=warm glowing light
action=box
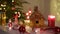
[27,20,30,23]
[48,15,55,19]
[0,8,2,10]
[35,28,40,33]
[24,20,30,23]
[35,30,38,32]
[26,13,29,16]
[9,19,12,22]
[1,4,6,7]
[9,27,12,31]
[12,0,14,2]
[29,10,31,13]
[3,8,5,10]
[1,4,3,6]
[27,16,29,19]
[3,5,6,7]
[3,17,6,19]
[25,25,32,33]
[15,12,17,14]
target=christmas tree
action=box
[0,0,28,24]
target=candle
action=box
[48,15,55,27]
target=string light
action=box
[29,10,31,14]
[27,16,30,19]
[0,8,2,10]
[3,8,5,10]
[15,12,17,14]
[12,0,14,2]
[26,13,29,16]
[3,5,6,7]
[1,4,3,7]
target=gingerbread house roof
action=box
[30,6,45,20]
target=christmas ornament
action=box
[8,20,12,31]
[18,12,21,17]
[19,25,26,33]
[8,23,12,27]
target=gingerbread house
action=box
[30,6,46,28]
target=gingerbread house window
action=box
[36,21,39,24]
